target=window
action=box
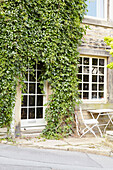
[21,63,45,121]
[86,0,106,19]
[78,56,107,102]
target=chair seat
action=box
[84,119,98,124]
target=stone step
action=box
[21,126,45,137]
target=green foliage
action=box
[104,36,113,69]
[0,0,87,137]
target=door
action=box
[21,63,46,127]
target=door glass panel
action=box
[29,96,35,106]
[29,72,36,82]
[37,84,42,94]
[22,95,27,106]
[29,108,35,119]
[29,83,35,93]
[21,63,44,121]
[21,108,27,119]
[37,96,43,106]
[36,108,43,118]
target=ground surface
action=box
[0,143,113,170]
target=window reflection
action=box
[84,58,89,65]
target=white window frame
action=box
[21,65,47,127]
[85,0,107,20]
[78,55,107,104]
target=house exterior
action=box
[77,0,113,132]
[1,0,113,137]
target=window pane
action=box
[79,57,82,64]
[92,67,98,74]
[36,108,43,118]
[22,83,28,93]
[37,96,43,106]
[99,67,104,74]
[22,95,27,106]
[99,84,104,91]
[99,76,104,82]
[29,96,35,106]
[29,83,35,93]
[92,75,97,82]
[86,0,97,17]
[83,66,89,73]
[78,75,82,81]
[99,59,104,66]
[29,108,35,119]
[83,83,89,90]
[21,108,27,119]
[25,72,28,81]
[78,83,82,90]
[83,58,89,65]
[83,75,89,82]
[37,71,42,81]
[79,92,82,98]
[92,84,97,91]
[92,58,98,65]
[78,66,82,73]
[99,92,104,99]
[29,72,36,82]
[92,92,97,99]
[83,92,89,99]
[37,84,42,94]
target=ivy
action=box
[0,0,87,138]
[104,36,113,69]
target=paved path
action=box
[0,144,113,170]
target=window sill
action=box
[82,99,107,104]
[83,16,113,28]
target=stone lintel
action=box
[78,47,110,57]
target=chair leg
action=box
[88,125,97,138]
[97,125,103,137]
[104,119,111,133]
[80,125,97,138]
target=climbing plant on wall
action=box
[0,0,87,137]
[104,36,113,69]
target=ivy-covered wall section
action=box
[0,0,87,138]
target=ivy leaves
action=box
[0,0,87,137]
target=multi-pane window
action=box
[86,0,105,19]
[78,56,107,102]
[21,64,44,120]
